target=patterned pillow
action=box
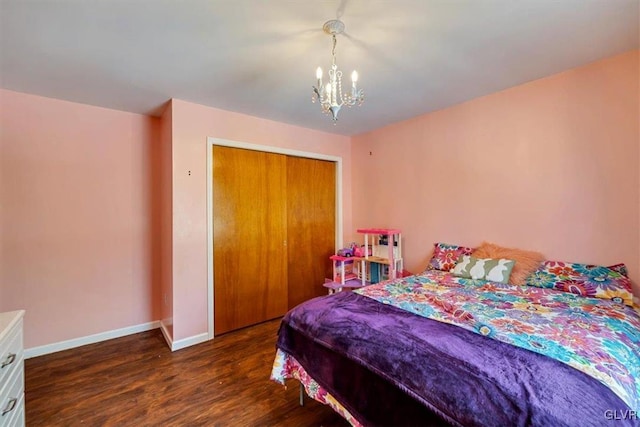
[608,263,629,277]
[427,243,473,272]
[525,261,634,306]
[452,255,515,284]
[471,242,545,286]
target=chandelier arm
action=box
[312,86,323,103]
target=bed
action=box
[271,263,640,426]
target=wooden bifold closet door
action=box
[285,156,335,308]
[212,145,335,335]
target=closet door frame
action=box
[206,137,343,339]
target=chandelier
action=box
[312,19,364,123]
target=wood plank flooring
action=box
[25,319,350,426]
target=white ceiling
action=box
[1,0,638,136]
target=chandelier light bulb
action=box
[311,19,365,123]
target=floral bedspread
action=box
[271,348,362,427]
[354,270,640,411]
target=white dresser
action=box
[0,311,25,427]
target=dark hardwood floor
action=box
[25,319,350,426]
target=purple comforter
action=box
[276,291,636,427]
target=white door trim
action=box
[206,137,343,339]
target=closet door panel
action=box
[213,146,288,335]
[286,156,336,309]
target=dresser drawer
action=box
[0,319,23,389]
[0,360,24,426]
[10,397,25,427]
[2,389,24,427]
[10,399,25,427]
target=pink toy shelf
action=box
[355,228,403,285]
[324,228,403,294]
[323,255,363,294]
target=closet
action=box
[212,145,335,335]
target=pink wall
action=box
[170,99,352,341]
[2,49,636,351]
[352,50,640,296]
[0,89,163,348]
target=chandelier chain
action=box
[331,35,337,66]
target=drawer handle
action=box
[1,353,16,369]
[1,398,17,416]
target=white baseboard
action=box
[159,320,209,351]
[171,332,209,351]
[24,321,161,359]
[160,320,173,349]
